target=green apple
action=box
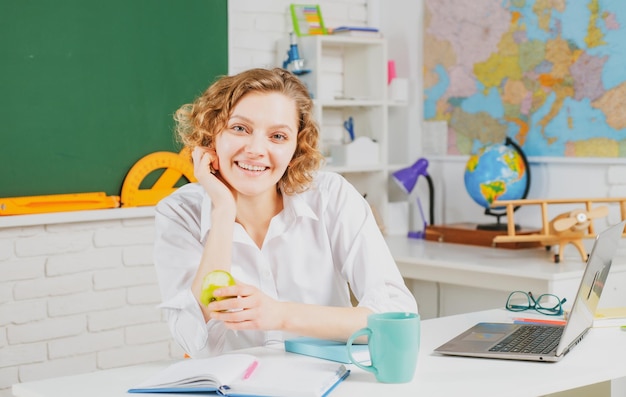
[200,270,235,306]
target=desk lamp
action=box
[392,158,434,239]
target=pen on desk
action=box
[513,317,567,326]
[242,360,259,380]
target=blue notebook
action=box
[128,352,349,396]
[284,336,370,364]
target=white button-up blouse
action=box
[154,171,417,357]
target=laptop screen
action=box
[556,220,624,356]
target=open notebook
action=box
[434,220,625,362]
[128,352,349,396]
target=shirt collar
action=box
[282,190,319,222]
[199,187,319,243]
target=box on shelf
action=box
[330,136,379,166]
[388,78,409,102]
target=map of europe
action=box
[423,0,626,158]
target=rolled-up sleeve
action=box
[158,288,230,358]
[153,185,229,357]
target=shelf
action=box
[286,35,407,228]
[313,35,386,45]
[316,99,385,107]
[0,206,155,228]
[323,164,386,173]
[387,163,412,172]
[299,35,386,102]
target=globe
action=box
[464,138,530,229]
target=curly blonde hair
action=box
[174,68,323,194]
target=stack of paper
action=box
[593,307,626,328]
[331,26,382,38]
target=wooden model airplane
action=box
[489,197,626,263]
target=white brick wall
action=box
[0,211,183,396]
[1,2,371,395]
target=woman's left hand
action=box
[207,282,284,331]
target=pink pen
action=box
[242,360,259,380]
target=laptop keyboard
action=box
[489,325,564,355]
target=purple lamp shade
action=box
[392,158,433,239]
[392,158,430,194]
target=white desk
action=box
[386,236,626,318]
[12,309,626,397]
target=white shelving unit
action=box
[287,34,408,229]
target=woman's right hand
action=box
[191,146,236,213]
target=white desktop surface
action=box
[12,309,626,397]
[386,235,596,281]
[385,236,626,316]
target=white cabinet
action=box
[288,35,408,229]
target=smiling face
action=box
[214,91,299,198]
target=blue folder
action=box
[284,336,370,364]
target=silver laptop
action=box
[434,220,625,362]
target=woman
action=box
[154,67,417,358]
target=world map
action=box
[423,0,626,158]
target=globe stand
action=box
[476,208,521,231]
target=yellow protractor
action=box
[120,149,196,207]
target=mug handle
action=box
[346,328,377,375]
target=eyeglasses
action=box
[505,291,567,316]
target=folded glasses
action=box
[505,290,567,316]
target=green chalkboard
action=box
[0,0,227,198]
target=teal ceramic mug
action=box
[346,312,420,383]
